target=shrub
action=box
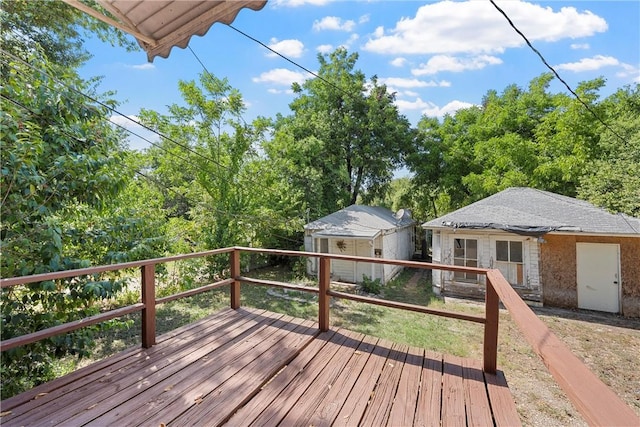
[360,275,382,295]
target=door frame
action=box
[576,242,621,313]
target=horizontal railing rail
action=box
[486,269,638,425]
[1,246,637,425]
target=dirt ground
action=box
[492,305,640,426]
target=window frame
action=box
[494,239,525,286]
[453,237,479,282]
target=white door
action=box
[355,240,373,283]
[576,243,620,313]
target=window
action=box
[319,238,328,253]
[495,240,524,286]
[453,238,478,281]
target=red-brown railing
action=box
[1,246,637,425]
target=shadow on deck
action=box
[1,307,519,426]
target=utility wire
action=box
[3,88,304,235]
[3,90,305,245]
[187,45,249,127]
[489,0,627,144]
[0,48,231,173]
[227,24,359,100]
[0,47,271,198]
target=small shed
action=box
[304,205,415,284]
[423,187,640,316]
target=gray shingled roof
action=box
[422,187,640,235]
[305,205,415,238]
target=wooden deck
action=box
[1,307,520,427]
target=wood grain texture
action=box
[1,309,521,427]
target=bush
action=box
[360,275,382,295]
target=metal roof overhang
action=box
[63,0,267,61]
[311,230,381,239]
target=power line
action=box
[3,90,305,246]
[187,46,249,128]
[0,47,274,199]
[489,0,627,144]
[227,24,358,100]
[0,48,231,173]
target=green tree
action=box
[268,48,413,218]
[0,0,136,69]
[408,73,613,216]
[0,4,160,397]
[139,72,276,265]
[578,85,640,216]
[0,46,168,398]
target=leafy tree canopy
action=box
[0,0,137,69]
[407,73,637,218]
[267,48,413,218]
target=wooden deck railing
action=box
[1,246,637,425]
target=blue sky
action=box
[79,0,640,150]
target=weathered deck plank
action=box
[388,345,424,426]
[0,308,521,427]
[305,334,380,427]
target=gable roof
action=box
[305,205,415,238]
[422,187,640,236]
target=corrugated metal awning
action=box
[63,0,267,61]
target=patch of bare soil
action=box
[497,306,640,426]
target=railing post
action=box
[318,256,330,331]
[230,248,241,309]
[484,273,499,373]
[141,263,156,348]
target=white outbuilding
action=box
[304,205,416,284]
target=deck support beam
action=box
[318,256,330,331]
[141,264,156,348]
[484,277,499,373]
[230,249,241,309]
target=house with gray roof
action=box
[423,187,640,317]
[305,205,415,284]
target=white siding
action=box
[355,239,375,282]
[430,229,541,294]
[304,235,315,275]
[381,226,413,283]
[329,238,355,282]
[431,231,442,293]
[305,226,414,285]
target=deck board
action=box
[0,308,521,427]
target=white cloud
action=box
[403,90,419,97]
[252,68,307,86]
[412,55,503,75]
[359,14,370,24]
[395,97,431,111]
[271,0,331,7]
[570,43,590,50]
[390,57,407,67]
[556,55,619,72]
[340,33,360,49]
[109,114,142,127]
[130,63,155,70]
[616,63,640,82]
[363,1,607,55]
[379,77,450,88]
[313,16,356,32]
[267,38,304,58]
[316,44,334,54]
[423,100,476,118]
[395,97,475,118]
[267,88,295,95]
[373,26,384,38]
